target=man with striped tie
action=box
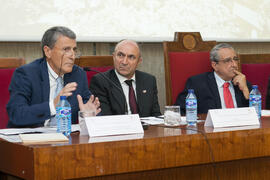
[7,26,100,128]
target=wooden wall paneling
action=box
[95,43,112,55]
[77,42,95,56]
[221,42,270,54]
[0,41,270,115]
[0,42,41,63]
[138,43,166,113]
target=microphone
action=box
[83,67,128,115]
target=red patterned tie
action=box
[223,82,234,108]
[125,80,138,114]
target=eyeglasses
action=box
[62,47,81,59]
[53,46,81,59]
[116,52,137,61]
[218,56,239,64]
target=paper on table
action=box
[0,134,22,143]
[0,125,80,136]
[71,124,80,132]
[0,127,56,136]
[0,125,80,143]
[262,110,270,116]
[140,116,164,125]
[19,133,69,144]
[140,116,190,125]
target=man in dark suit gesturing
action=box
[90,39,161,117]
[7,26,100,128]
[175,43,252,114]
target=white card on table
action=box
[84,114,144,137]
[204,107,260,128]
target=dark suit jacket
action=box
[89,69,161,117]
[175,72,252,114]
[7,58,91,128]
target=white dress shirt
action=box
[115,70,137,114]
[214,72,237,108]
[44,62,64,126]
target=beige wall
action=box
[0,41,270,113]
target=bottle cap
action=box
[188,89,194,93]
[60,96,66,100]
[252,85,258,89]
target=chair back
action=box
[75,56,114,85]
[163,32,216,105]
[240,54,270,109]
[266,77,270,110]
[0,58,25,69]
[0,58,25,128]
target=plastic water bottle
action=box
[186,89,197,126]
[249,85,261,119]
[56,96,71,136]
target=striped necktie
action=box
[50,77,64,127]
[54,77,63,98]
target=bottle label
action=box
[186,100,197,107]
[250,96,261,102]
[186,99,197,124]
[59,109,71,116]
[249,94,261,118]
[56,107,71,136]
[249,95,262,106]
[56,107,71,115]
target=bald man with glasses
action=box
[175,43,252,114]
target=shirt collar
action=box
[114,69,136,84]
[47,61,64,80]
[214,71,232,88]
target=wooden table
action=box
[1,116,270,180]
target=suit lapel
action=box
[207,72,222,109]
[63,68,79,109]
[63,65,78,85]
[233,85,242,107]
[110,70,127,113]
[135,71,143,113]
[40,59,50,102]
[64,71,72,85]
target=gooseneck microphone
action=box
[83,67,128,114]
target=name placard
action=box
[204,107,260,128]
[83,114,144,137]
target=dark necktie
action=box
[125,80,138,114]
[223,82,234,108]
